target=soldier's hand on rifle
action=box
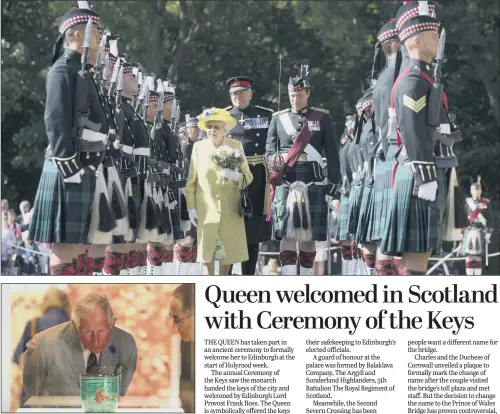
[417,180,438,202]
[220,168,240,182]
[188,209,198,227]
[63,169,84,184]
[485,233,491,244]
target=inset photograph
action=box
[1,283,195,413]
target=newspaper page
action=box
[197,278,499,414]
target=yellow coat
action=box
[186,137,253,265]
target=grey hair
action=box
[72,293,116,328]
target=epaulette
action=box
[311,107,329,114]
[255,105,274,113]
[224,106,233,111]
[272,108,290,117]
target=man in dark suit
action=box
[23,293,137,398]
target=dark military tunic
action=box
[337,136,353,241]
[355,118,378,243]
[227,104,273,245]
[265,107,340,241]
[372,57,399,242]
[181,141,194,164]
[29,49,108,244]
[381,58,449,255]
[346,122,365,238]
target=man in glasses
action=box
[23,293,137,398]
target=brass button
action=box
[256,133,260,137]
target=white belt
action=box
[121,145,133,154]
[81,129,107,143]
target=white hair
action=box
[72,293,116,328]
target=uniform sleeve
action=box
[323,114,340,184]
[395,74,436,185]
[162,123,178,163]
[185,143,198,210]
[265,116,278,164]
[237,141,253,190]
[374,76,391,155]
[44,65,76,158]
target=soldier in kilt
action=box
[224,76,274,275]
[346,98,366,256]
[120,64,151,274]
[161,84,187,274]
[28,5,108,275]
[460,177,494,275]
[336,116,357,275]
[175,115,202,275]
[265,64,341,275]
[380,1,448,275]
[371,19,401,275]
[353,88,378,275]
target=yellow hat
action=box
[196,107,237,131]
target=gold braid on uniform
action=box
[310,107,329,114]
[272,108,290,117]
[254,105,274,112]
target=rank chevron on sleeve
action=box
[403,95,426,113]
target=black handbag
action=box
[239,174,252,217]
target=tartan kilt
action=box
[28,160,95,244]
[271,163,327,241]
[380,164,447,255]
[355,184,375,244]
[336,194,351,241]
[371,144,398,241]
[347,183,364,239]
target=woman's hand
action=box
[220,168,240,182]
[188,209,198,227]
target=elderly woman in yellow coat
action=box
[186,108,253,275]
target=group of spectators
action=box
[1,199,49,275]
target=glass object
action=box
[80,366,120,413]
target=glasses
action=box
[169,311,192,326]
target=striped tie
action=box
[86,352,98,374]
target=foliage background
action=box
[2,0,499,269]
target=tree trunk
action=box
[148,0,166,75]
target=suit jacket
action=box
[23,321,137,398]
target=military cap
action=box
[57,3,99,35]
[377,19,398,43]
[356,87,374,113]
[288,60,311,91]
[185,114,198,127]
[52,2,100,64]
[396,1,439,43]
[226,76,253,92]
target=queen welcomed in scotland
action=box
[185,108,253,275]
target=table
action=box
[17,396,184,412]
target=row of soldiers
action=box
[28,0,493,276]
[334,0,493,275]
[28,1,203,275]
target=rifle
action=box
[94,33,107,85]
[130,66,141,109]
[108,58,121,100]
[73,18,100,135]
[427,28,446,127]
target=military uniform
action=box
[29,6,107,275]
[461,179,493,275]
[265,67,340,275]
[380,1,453,275]
[225,77,273,275]
[370,19,400,275]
